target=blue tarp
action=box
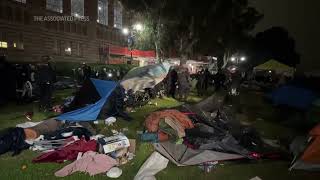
[57,79,117,121]
[269,85,317,110]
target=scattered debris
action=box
[106,167,122,178]
[134,152,169,180]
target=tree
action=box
[254,27,300,67]
[122,0,263,66]
[122,0,169,61]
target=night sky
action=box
[251,0,320,72]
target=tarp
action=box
[154,142,244,166]
[290,124,320,171]
[254,59,295,74]
[269,85,317,109]
[57,79,117,121]
[121,62,171,92]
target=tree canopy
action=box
[254,27,300,67]
[121,0,263,63]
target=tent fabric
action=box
[154,141,244,166]
[254,59,295,73]
[121,63,171,92]
[269,85,317,109]
[290,123,320,170]
[301,124,320,163]
[301,137,320,163]
[57,79,117,121]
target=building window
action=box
[0,42,8,49]
[0,32,8,49]
[64,42,72,55]
[53,40,61,55]
[24,11,30,24]
[71,0,84,17]
[46,0,63,13]
[79,43,83,57]
[12,33,24,50]
[15,8,23,22]
[12,0,26,4]
[97,0,108,26]
[113,1,123,29]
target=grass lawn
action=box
[0,89,319,180]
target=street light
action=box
[133,23,143,31]
[240,56,246,62]
[122,28,129,35]
[231,57,236,62]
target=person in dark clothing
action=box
[36,56,56,111]
[0,127,30,156]
[203,68,211,90]
[214,70,226,91]
[177,67,190,101]
[82,62,91,80]
[168,68,178,98]
[196,69,205,96]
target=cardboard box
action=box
[102,134,130,154]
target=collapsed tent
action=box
[154,141,244,166]
[290,124,320,171]
[269,85,317,110]
[57,78,128,121]
[120,62,171,92]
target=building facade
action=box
[0,0,129,63]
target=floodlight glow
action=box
[240,57,246,61]
[122,28,129,35]
[231,57,236,62]
[134,23,143,31]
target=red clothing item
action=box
[33,139,97,163]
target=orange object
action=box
[158,131,170,142]
[301,124,320,163]
[145,109,194,142]
[24,128,38,140]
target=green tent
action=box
[254,59,295,74]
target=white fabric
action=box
[134,152,169,180]
[106,167,122,178]
[105,117,117,126]
[16,121,42,128]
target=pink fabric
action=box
[55,151,118,177]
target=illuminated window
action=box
[46,0,63,13]
[98,0,108,26]
[71,0,84,17]
[0,42,8,48]
[113,1,123,29]
[13,42,17,48]
[12,0,26,4]
[64,42,72,55]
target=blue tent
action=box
[57,79,118,121]
[269,85,317,110]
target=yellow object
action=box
[254,59,295,74]
[21,165,27,170]
[0,41,8,48]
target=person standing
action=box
[167,68,178,98]
[36,56,56,112]
[82,62,91,80]
[177,67,190,101]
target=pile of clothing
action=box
[0,118,135,178]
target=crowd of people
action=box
[73,63,125,84]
